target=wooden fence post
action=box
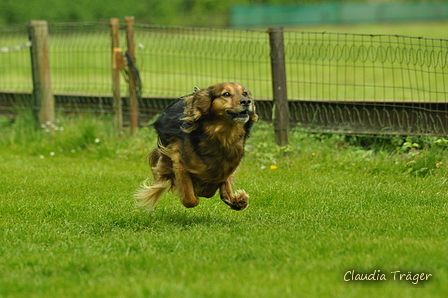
[110,18,123,132]
[28,20,54,127]
[125,16,139,135]
[268,27,289,146]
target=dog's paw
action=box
[227,189,249,211]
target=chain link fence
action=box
[1,22,447,137]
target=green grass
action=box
[1,115,447,297]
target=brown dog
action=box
[137,82,258,210]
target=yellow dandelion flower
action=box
[270,165,278,170]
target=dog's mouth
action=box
[225,110,250,123]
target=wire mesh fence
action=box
[283,31,448,136]
[285,32,448,103]
[1,22,447,137]
[0,25,32,93]
[136,26,272,99]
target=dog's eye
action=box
[242,92,248,97]
[222,92,231,97]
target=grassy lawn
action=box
[1,116,447,297]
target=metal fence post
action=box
[268,27,289,146]
[28,20,54,127]
[110,18,123,133]
[125,16,139,135]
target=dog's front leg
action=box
[219,173,249,210]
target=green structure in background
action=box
[231,2,448,27]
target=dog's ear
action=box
[182,85,214,124]
[251,101,259,122]
[181,86,216,133]
[244,103,258,138]
[250,113,259,122]
[192,86,215,114]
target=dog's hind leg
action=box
[219,172,249,211]
[156,139,199,208]
[158,140,199,208]
[172,159,199,208]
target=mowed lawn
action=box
[0,121,447,298]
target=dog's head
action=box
[183,82,258,124]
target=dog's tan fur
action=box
[137,82,258,210]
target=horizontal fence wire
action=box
[1,22,448,136]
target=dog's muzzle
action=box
[225,99,253,123]
[225,110,250,123]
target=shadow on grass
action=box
[110,207,236,232]
[157,209,235,228]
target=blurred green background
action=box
[2,0,447,27]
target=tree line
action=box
[2,0,372,27]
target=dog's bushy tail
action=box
[136,180,171,211]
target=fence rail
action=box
[1,21,448,141]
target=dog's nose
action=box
[240,98,251,106]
